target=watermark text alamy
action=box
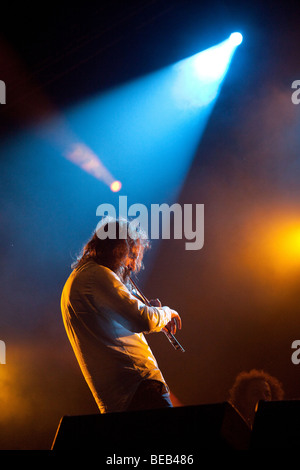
[96,196,204,250]
[0,340,6,364]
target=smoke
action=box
[144,82,300,407]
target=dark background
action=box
[0,0,300,450]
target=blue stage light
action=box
[172,33,243,109]
[58,32,244,203]
[229,32,243,46]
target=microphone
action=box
[129,277,185,353]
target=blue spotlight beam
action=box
[173,32,243,109]
[62,32,243,204]
[32,114,122,192]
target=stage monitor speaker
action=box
[51,402,250,451]
[251,400,300,449]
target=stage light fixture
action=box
[63,32,243,201]
[110,180,122,192]
[229,32,243,46]
[173,32,243,109]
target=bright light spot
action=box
[229,32,243,46]
[241,213,300,281]
[194,44,230,81]
[110,180,122,192]
[173,33,243,108]
[267,222,300,271]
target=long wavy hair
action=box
[72,218,150,285]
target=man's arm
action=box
[91,265,180,334]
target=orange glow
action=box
[0,363,30,423]
[241,213,300,279]
[266,221,300,272]
[110,180,122,192]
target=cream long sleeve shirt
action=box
[61,260,174,413]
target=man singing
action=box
[61,218,182,414]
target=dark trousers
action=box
[126,379,173,412]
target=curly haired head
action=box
[72,217,150,284]
[229,369,285,408]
